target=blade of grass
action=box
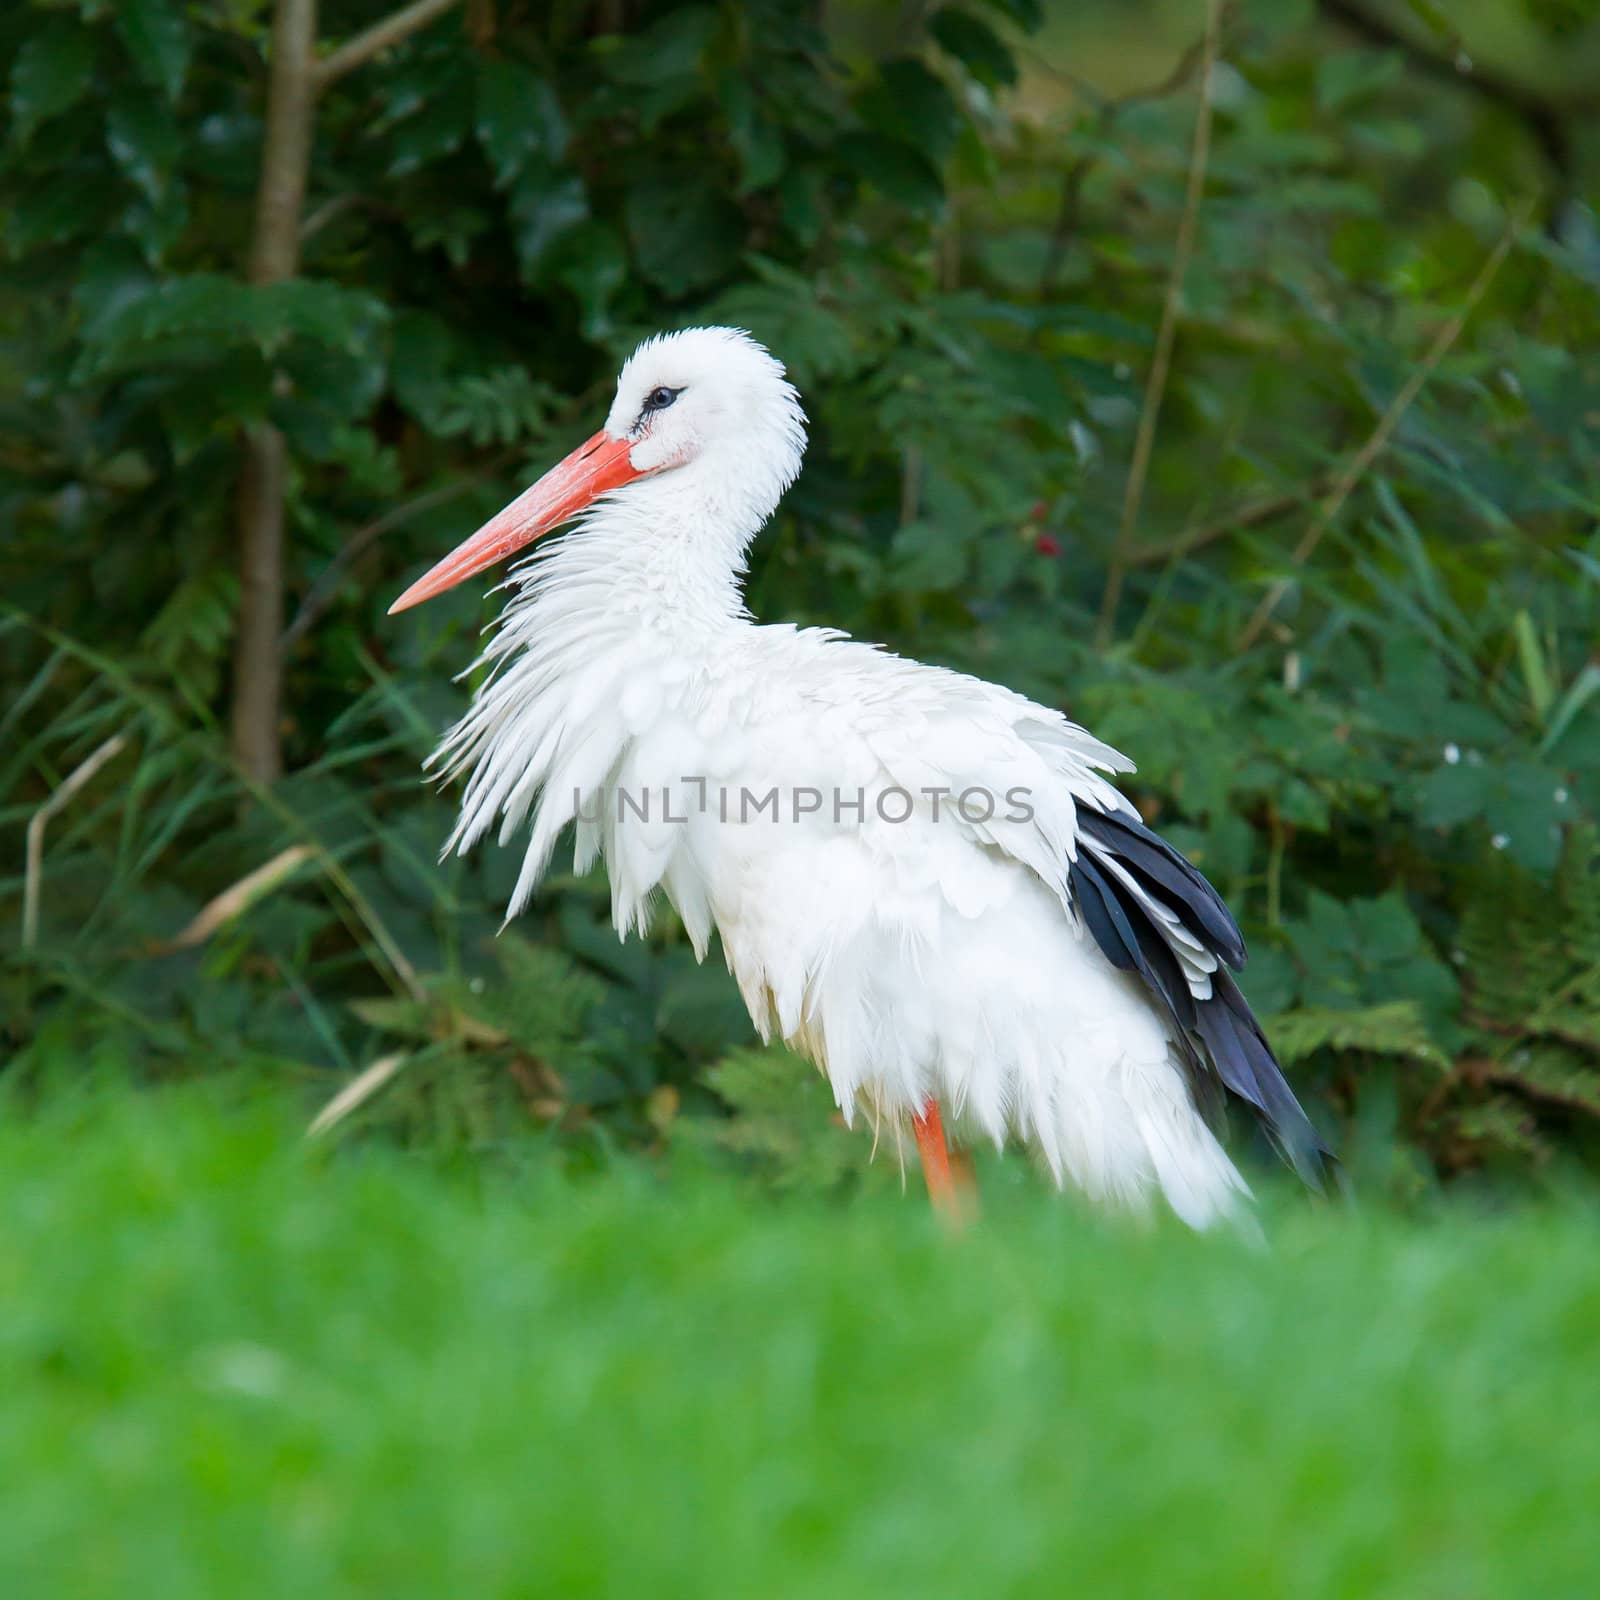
[307,1053,410,1137]
[1513,609,1555,725]
[149,845,319,955]
[23,732,130,951]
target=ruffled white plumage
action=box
[423,327,1255,1228]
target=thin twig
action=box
[1032,17,1225,299]
[1096,0,1222,648]
[23,733,130,950]
[311,0,463,92]
[1234,204,1529,653]
[1037,156,1093,298]
[281,461,513,653]
[1122,474,1338,568]
[1121,23,1220,107]
[1022,19,1219,114]
[900,447,923,526]
[466,0,496,48]
[300,191,367,243]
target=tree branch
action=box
[1095,0,1222,648]
[233,0,318,784]
[1123,475,1338,569]
[1033,18,1226,298]
[466,0,497,48]
[1234,203,1528,654]
[311,0,463,93]
[1316,0,1586,219]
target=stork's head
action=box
[389,326,807,613]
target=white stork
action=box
[391,327,1329,1226]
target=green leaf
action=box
[624,176,742,297]
[75,273,388,382]
[509,167,590,284]
[552,221,630,339]
[674,1045,884,1195]
[976,0,1043,27]
[386,82,472,176]
[1418,761,1494,828]
[655,955,751,1057]
[475,60,567,187]
[601,6,718,87]
[1420,758,1575,874]
[479,937,605,1052]
[1540,662,1600,757]
[721,78,785,192]
[1276,776,1331,832]
[1453,1094,1552,1162]
[122,184,191,265]
[257,280,391,352]
[857,59,963,165]
[1315,50,1403,112]
[1403,0,1456,39]
[279,336,389,426]
[1265,1001,1446,1069]
[407,204,492,269]
[155,350,274,458]
[9,19,96,143]
[777,161,827,244]
[115,0,192,102]
[834,133,945,214]
[1501,1045,1600,1118]
[928,8,1017,87]
[1284,890,1460,1038]
[106,92,181,202]
[7,174,119,252]
[705,259,863,385]
[1512,609,1555,723]
[350,995,511,1048]
[141,570,239,700]
[429,367,560,446]
[889,519,970,591]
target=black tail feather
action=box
[1071,805,1334,1190]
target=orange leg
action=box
[911,1098,976,1226]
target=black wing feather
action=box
[1079,807,1246,965]
[1071,806,1333,1188]
[1070,853,1197,1029]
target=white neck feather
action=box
[535,463,755,636]
[429,459,766,861]
[430,352,807,909]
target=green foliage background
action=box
[3,0,1599,1198]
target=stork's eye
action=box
[641,385,683,415]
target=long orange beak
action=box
[388,431,642,614]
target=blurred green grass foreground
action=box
[3,1084,1597,1598]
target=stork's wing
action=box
[1070,803,1332,1186]
[823,646,1330,1184]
